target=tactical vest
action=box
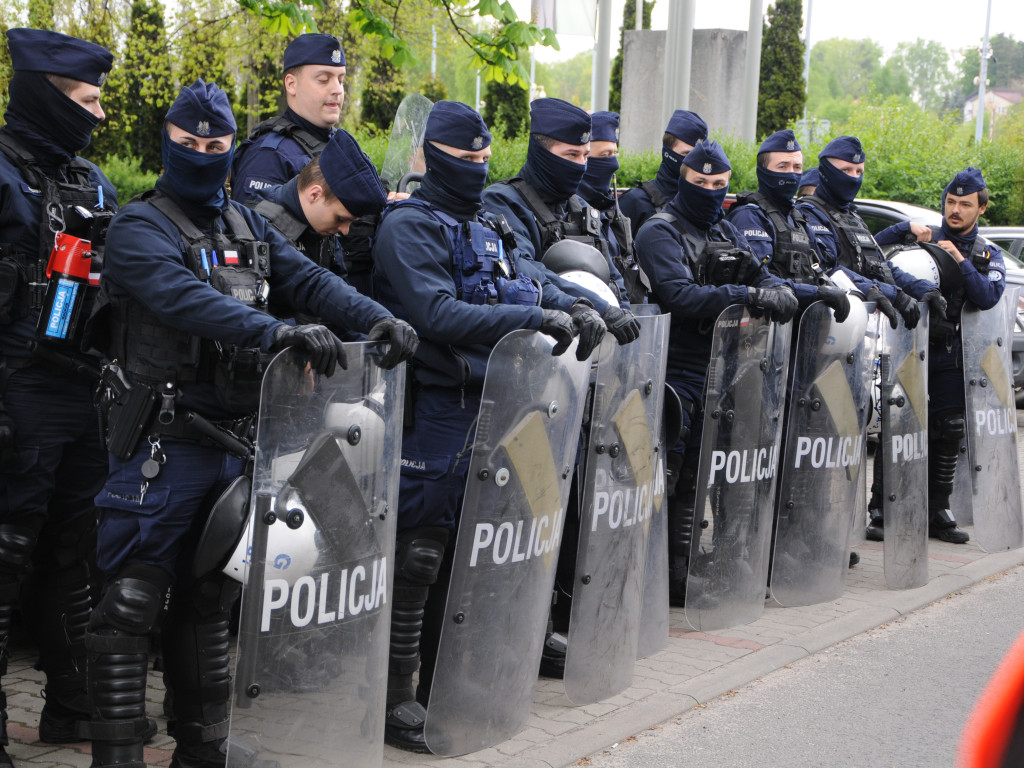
[249,198,335,272]
[922,229,993,341]
[507,178,610,258]
[802,195,893,284]
[649,212,763,288]
[733,191,823,285]
[244,115,328,159]
[105,191,272,412]
[0,131,115,327]
[378,199,541,308]
[638,181,668,213]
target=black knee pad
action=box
[395,527,449,587]
[932,410,966,442]
[90,565,172,636]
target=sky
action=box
[525,0,1024,64]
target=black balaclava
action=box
[3,72,100,168]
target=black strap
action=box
[639,181,668,211]
[143,191,258,245]
[507,177,560,227]
[247,116,327,157]
[250,198,306,243]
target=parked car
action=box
[979,227,1024,265]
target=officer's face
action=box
[285,65,347,129]
[683,167,731,190]
[67,82,105,120]
[303,187,356,236]
[429,141,491,164]
[589,140,617,159]
[166,123,234,154]
[668,138,695,158]
[944,191,986,234]
[765,151,803,174]
[546,141,590,165]
[828,158,865,178]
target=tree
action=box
[609,0,654,114]
[535,52,591,108]
[958,33,1024,97]
[886,38,956,114]
[756,0,805,139]
[483,76,527,138]
[807,38,883,107]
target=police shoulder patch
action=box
[988,269,1002,282]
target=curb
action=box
[493,549,1024,768]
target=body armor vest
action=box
[0,132,114,328]
[249,198,335,272]
[802,195,893,284]
[107,192,272,411]
[508,178,609,258]
[734,191,823,285]
[650,212,763,288]
[923,228,993,342]
[379,199,541,308]
[245,115,327,159]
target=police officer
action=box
[865,168,1003,544]
[231,33,345,202]
[84,80,416,768]
[576,111,642,304]
[797,136,933,330]
[247,128,380,280]
[482,97,640,345]
[726,130,850,319]
[634,139,798,604]
[372,100,592,752]
[0,28,120,765]
[618,109,708,234]
[797,167,818,198]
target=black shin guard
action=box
[928,411,965,519]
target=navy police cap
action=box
[165,79,236,138]
[799,167,819,189]
[759,129,801,155]
[284,33,346,70]
[6,27,113,87]
[820,135,866,164]
[530,98,592,146]
[944,166,986,199]
[665,109,708,146]
[319,129,387,218]
[589,111,619,144]
[682,139,731,175]
[424,101,491,151]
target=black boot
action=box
[866,449,885,541]
[385,527,448,753]
[0,525,36,766]
[667,452,700,607]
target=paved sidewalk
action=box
[4,532,1022,768]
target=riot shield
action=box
[226,345,403,768]
[770,299,873,606]
[424,330,591,756]
[379,93,433,193]
[958,287,1024,553]
[684,305,790,631]
[880,307,930,589]
[564,312,669,705]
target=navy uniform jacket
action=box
[373,184,582,391]
[0,144,118,362]
[618,164,678,236]
[797,199,934,301]
[634,200,782,390]
[230,108,331,204]
[482,171,621,314]
[103,190,390,418]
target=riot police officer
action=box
[618,109,708,234]
[576,111,643,304]
[482,97,641,345]
[84,79,416,768]
[866,168,1003,544]
[231,33,345,202]
[797,167,818,198]
[0,28,120,765]
[633,139,798,604]
[371,100,592,752]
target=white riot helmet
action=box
[542,239,620,307]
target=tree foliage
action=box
[756,0,805,139]
[958,33,1024,97]
[483,75,527,139]
[886,39,957,114]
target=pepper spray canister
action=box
[36,231,93,346]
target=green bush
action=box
[102,154,159,203]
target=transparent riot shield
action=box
[684,306,790,631]
[226,345,403,768]
[880,307,930,589]
[564,313,669,705]
[770,299,873,606]
[958,287,1024,553]
[379,93,433,193]
[424,330,591,757]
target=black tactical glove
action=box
[0,410,15,470]
[865,286,898,329]
[540,309,577,356]
[272,324,347,377]
[892,289,921,330]
[569,301,607,361]
[367,317,419,370]
[601,305,641,345]
[748,286,799,324]
[922,288,948,320]
[817,284,851,323]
